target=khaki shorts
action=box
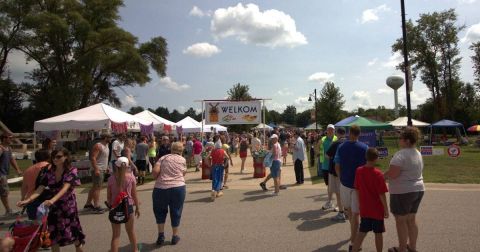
[194,154,202,165]
[328,174,341,194]
[340,184,359,213]
[0,176,9,197]
[91,170,105,187]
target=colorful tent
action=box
[467,125,480,132]
[390,117,430,127]
[335,115,392,130]
[34,103,151,132]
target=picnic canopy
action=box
[201,119,228,133]
[304,123,322,131]
[390,117,430,127]
[429,119,467,143]
[34,103,151,132]
[253,123,273,130]
[134,110,175,132]
[176,116,201,133]
[335,115,392,130]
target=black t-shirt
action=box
[325,138,346,176]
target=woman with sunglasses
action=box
[17,148,86,252]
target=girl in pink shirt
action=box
[107,157,140,252]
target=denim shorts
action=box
[270,160,281,178]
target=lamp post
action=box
[308,89,318,131]
[400,0,413,126]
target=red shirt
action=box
[211,149,225,165]
[354,166,388,220]
[193,141,203,155]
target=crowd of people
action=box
[0,123,425,252]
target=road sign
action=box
[447,145,461,158]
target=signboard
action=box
[376,147,389,159]
[205,100,262,125]
[447,145,461,158]
[359,131,377,147]
[433,148,444,156]
[420,146,433,156]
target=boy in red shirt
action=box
[352,148,389,252]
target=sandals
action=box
[388,247,417,252]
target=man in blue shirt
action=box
[293,130,305,184]
[334,125,368,251]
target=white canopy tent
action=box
[253,123,273,130]
[304,123,322,131]
[390,117,430,127]
[200,119,227,133]
[34,103,151,132]
[176,116,202,133]
[134,110,175,132]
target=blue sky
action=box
[9,0,480,114]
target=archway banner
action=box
[205,100,262,125]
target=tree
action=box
[0,78,25,131]
[0,0,168,121]
[295,109,312,128]
[471,42,480,89]
[316,82,345,126]
[154,106,170,120]
[392,9,464,120]
[169,109,182,123]
[127,106,144,115]
[281,105,296,125]
[227,83,252,100]
[183,107,201,121]
[266,109,281,124]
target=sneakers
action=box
[271,191,279,196]
[259,182,267,191]
[216,191,224,198]
[83,204,94,210]
[279,185,287,190]
[322,201,333,210]
[92,206,105,214]
[211,191,216,201]
[156,233,165,246]
[171,235,181,245]
[331,212,346,222]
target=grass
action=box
[308,137,480,184]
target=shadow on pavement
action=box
[289,208,339,231]
[312,239,349,252]
[185,196,212,203]
[305,194,328,202]
[189,189,211,194]
[120,242,165,252]
[239,176,256,180]
[243,190,266,196]
[240,194,272,202]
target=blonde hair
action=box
[171,141,184,155]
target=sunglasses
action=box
[54,155,64,159]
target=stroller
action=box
[10,204,51,252]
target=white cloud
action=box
[211,3,307,48]
[276,88,293,96]
[294,96,313,112]
[398,87,430,107]
[158,77,190,91]
[183,43,221,57]
[461,22,480,43]
[124,94,137,107]
[308,72,334,82]
[6,50,37,82]
[351,91,373,108]
[458,0,477,4]
[177,106,186,113]
[189,6,209,17]
[377,88,393,95]
[268,102,287,112]
[367,58,378,67]
[361,4,391,24]
[382,52,403,69]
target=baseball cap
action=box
[327,124,335,130]
[270,134,278,139]
[115,157,129,167]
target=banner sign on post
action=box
[376,147,389,159]
[359,131,377,147]
[205,100,262,125]
[420,146,433,156]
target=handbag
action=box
[263,152,273,168]
[108,192,130,224]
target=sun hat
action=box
[115,157,129,167]
[327,124,335,130]
[270,134,278,139]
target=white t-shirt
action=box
[388,148,425,194]
[111,140,124,161]
[251,137,261,151]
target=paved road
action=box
[2,155,480,251]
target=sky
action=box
[8,0,480,115]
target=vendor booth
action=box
[390,117,430,127]
[429,119,467,145]
[335,115,392,146]
[134,110,175,133]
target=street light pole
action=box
[314,88,318,131]
[401,0,413,127]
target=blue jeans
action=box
[211,164,224,192]
[152,186,186,227]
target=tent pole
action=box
[263,99,266,146]
[201,101,204,142]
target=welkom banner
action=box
[205,100,262,125]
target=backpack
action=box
[108,192,130,224]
